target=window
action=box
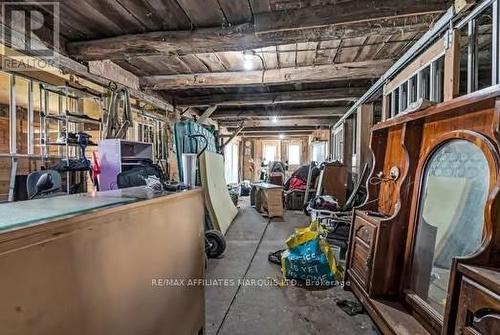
[476,7,493,90]
[431,57,444,103]
[312,141,326,163]
[400,82,408,111]
[409,140,489,315]
[263,143,278,163]
[459,24,469,95]
[224,142,239,184]
[409,74,418,104]
[393,88,400,116]
[420,66,431,100]
[457,4,494,95]
[332,126,344,163]
[135,115,167,161]
[288,143,300,165]
[386,55,444,118]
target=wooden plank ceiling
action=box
[9,0,452,134]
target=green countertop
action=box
[0,187,174,233]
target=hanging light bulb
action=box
[279,134,285,139]
[242,50,255,71]
[272,116,278,123]
[243,60,253,71]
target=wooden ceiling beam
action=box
[66,2,446,61]
[141,59,392,90]
[226,126,329,136]
[230,126,325,132]
[220,117,338,127]
[211,107,346,119]
[254,1,446,33]
[220,132,313,138]
[174,87,364,107]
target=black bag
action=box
[117,161,166,189]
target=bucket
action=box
[182,153,198,187]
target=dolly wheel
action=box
[205,230,226,258]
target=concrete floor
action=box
[205,198,377,335]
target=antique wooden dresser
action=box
[345,85,500,334]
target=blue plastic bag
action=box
[281,220,342,285]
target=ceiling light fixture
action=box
[279,134,285,139]
[242,50,256,71]
[243,60,253,71]
[272,116,278,123]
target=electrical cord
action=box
[215,217,272,335]
[369,175,395,185]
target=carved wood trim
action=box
[403,130,500,333]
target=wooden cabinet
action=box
[0,189,206,335]
[349,214,376,291]
[345,86,500,334]
[455,265,500,335]
[347,210,407,299]
[252,182,284,218]
[321,162,349,206]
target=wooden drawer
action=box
[349,215,377,291]
[455,277,500,335]
[350,240,371,289]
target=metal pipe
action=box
[492,0,499,84]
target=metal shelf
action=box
[45,141,98,147]
[42,111,101,125]
[39,84,104,194]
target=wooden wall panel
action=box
[378,125,404,215]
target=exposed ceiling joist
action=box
[141,59,392,90]
[231,126,326,133]
[211,107,345,119]
[220,117,338,127]
[221,131,314,138]
[254,1,445,33]
[174,87,364,107]
[66,2,446,61]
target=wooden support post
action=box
[197,105,217,124]
[444,29,461,101]
[222,122,244,149]
[356,103,374,176]
[343,118,354,173]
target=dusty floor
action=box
[205,198,377,335]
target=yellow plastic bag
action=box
[281,220,343,285]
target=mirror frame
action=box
[402,129,499,332]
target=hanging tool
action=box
[103,82,132,139]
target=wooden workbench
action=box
[0,188,205,335]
